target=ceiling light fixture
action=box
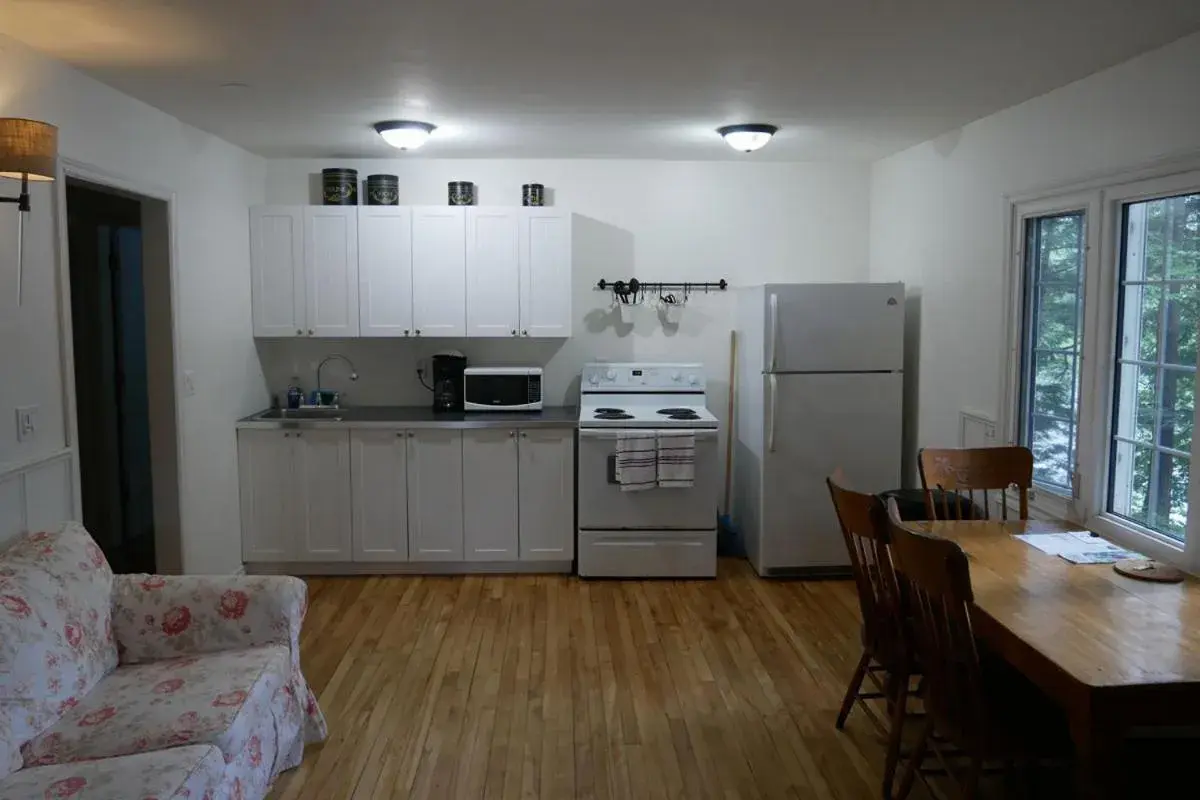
[717,123,779,153]
[0,118,58,306]
[374,120,436,151]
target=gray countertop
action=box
[237,406,579,430]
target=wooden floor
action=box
[270,559,929,800]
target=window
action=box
[1006,168,1200,569]
[1019,212,1086,495]
[1108,193,1200,541]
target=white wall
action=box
[869,31,1200,471]
[262,159,872,419]
[0,34,267,571]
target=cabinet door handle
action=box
[522,330,528,336]
[415,329,421,336]
[295,432,303,438]
[307,329,314,336]
[295,329,303,336]
[509,430,516,437]
[395,432,403,438]
[403,329,410,336]
[407,431,415,438]
[511,329,517,336]
[521,432,528,438]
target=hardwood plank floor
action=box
[270,559,925,800]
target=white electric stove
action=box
[577,363,719,578]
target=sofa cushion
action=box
[0,744,223,800]
[20,646,290,768]
[0,524,117,747]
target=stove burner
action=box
[594,412,634,420]
[667,412,701,420]
[657,408,696,415]
[594,408,626,414]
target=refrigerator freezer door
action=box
[758,372,902,574]
[765,283,904,373]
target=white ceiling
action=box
[2,0,1198,161]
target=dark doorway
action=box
[66,179,176,573]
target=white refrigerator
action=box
[733,283,904,576]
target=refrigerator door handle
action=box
[768,374,777,453]
[768,293,779,371]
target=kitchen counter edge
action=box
[236,406,579,431]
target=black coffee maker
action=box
[431,354,467,412]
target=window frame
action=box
[1003,191,1102,524]
[1003,162,1200,573]
[1084,170,1200,571]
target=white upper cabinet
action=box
[412,207,467,337]
[466,208,521,338]
[519,209,573,338]
[358,206,414,337]
[250,207,305,337]
[304,207,359,337]
[251,205,571,339]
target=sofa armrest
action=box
[112,574,307,664]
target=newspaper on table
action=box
[1012,531,1137,565]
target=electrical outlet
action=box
[15,406,37,443]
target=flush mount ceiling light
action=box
[0,118,58,306]
[374,120,436,151]
[717,123,779,153]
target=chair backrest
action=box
[885,505,989,752]
[826,472,905,671]
[918,446,1033,521]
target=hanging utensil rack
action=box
[595,278,728,299]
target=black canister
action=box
[522,183,545,206]
[322,168,358,205]
[448,181,476,206]
[366,174,399,205]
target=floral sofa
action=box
[0,523,327,799]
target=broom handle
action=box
[723,330,736,513]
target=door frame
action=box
[53,157,186,573]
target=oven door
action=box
[577,428,720,530]
[463,373,542,411]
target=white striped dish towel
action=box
[657,430,695,488]
[615,431,658,492]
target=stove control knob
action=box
[688,374,700,386]
[605,369,617,381]
[587,372,600,385]
[671,371,682,382]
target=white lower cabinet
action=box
[239,425,574,569]
[406,429,465,560]
[351,430,409,561]
[239,430,297,561]
[292,430,353,561]
[238,429,352,562]
[463,429,520,560]
[518,429,575,560]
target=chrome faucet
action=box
[315,354,359,407]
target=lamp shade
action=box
[0,118,59,181]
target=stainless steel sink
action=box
[255,408,344,421]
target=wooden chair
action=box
[826,472,913,799]
[918,447,1033,521]
[885,504,1068,799]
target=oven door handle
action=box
[579,429,721,440]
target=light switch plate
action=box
[16,406,37,443]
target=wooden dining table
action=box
[914,519,1200,799]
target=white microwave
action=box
[463,367,544,411]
